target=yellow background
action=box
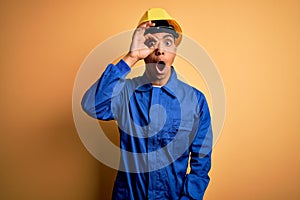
[1,0,299,199]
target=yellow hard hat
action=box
[137,8,183,45]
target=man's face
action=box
[144,32,177,85]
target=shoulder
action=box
[121,75,145,92]
[176,79,206,100]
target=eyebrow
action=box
[163,34,175,39]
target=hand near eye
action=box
[123,21,158,67]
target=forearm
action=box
[123,52,139,68]
[180,148,212,200]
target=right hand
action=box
[123,21,159,67]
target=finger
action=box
[144,33,159,42]
[148,21,155,27]
[139,21,156,29]
[145,21,156,28]
[133,25,147,37]
[138,22,148,28]
[135,22,151,36]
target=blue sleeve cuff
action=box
[114,59,131,76]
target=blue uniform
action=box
[82,60,212,199]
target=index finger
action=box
[138,21,156,29]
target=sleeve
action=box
[81,59,131,120]
[180,92,213,200]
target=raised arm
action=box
[81,60,130,120]
[81,21,158,120]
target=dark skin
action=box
[123,21,177,86]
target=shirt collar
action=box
[135,67,179,98]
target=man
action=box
[82,8,212,200]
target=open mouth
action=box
[156,61,166,72]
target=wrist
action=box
[123,52,139,67]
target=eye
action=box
[145,39,156,47]
[165,39,173,47]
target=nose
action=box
[155,45,164,56]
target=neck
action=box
[151,81,165,86]
[145,70,171,86]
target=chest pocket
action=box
[160,119,194,158]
